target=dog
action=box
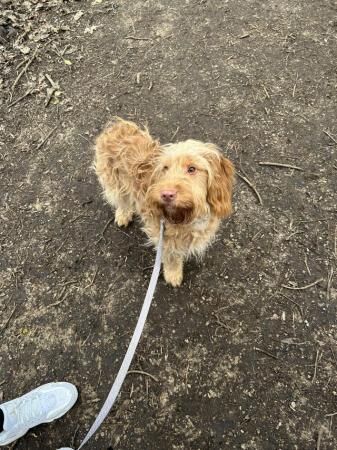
[94,118,234,287]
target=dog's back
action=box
[94,118,160,206]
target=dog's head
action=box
[145,140,234,225]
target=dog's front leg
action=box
[114,196,134,227]
[163,249,183,287]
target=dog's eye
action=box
[163,165,169,171]
[187,166,196,174]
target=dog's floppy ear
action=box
[205,147,235,218]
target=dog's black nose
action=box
[160,190,177,203]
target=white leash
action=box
[59,220,164,450]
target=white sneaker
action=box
[0,382,78,446]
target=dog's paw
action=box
[164,267,183,287]
[115,208,133,227]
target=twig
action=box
[104,275,123,297]
[327,267,334,301]
[8,89,34,108]
[281,278,323,290]
[11,47,38,93]
[57,279,78,287]
[334,224,337,258]
[69,213,86,223]
[125,36,152,41]
[254,347,278,360]
[0,304,17,335]
[279,292,304,318]
[96,217,114,244]
[170,126,180,141]
[45,73,58,88]
[263,85,270,99]
[214,318,234,332]
[84,268,98,289]
[36,125,58,150]
[330,344,337,368]
[55,235,69,253]
[127,370,159,382]
[44,74,59,107]
[78,133,90,143]
[80,330,92,347]
[71,424,80,448]
[259,161,304,171]
[312,349,320,383]
[45,292,69,309]
[304,255,311,276]
[317,427,324,450]
[96,369,103,390]
[292,72,298,98]
[323,130,337,145]
[326,412,337,417]
[237,172,263,205]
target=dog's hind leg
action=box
[102,188,134,227]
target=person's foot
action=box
[0,382,78,446]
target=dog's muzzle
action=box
[161,204,194,225]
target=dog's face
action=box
[145,140,234,225]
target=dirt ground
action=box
[1,0,337,449]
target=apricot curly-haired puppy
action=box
[94,118,234,287]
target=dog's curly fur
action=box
[94,118,235,286]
